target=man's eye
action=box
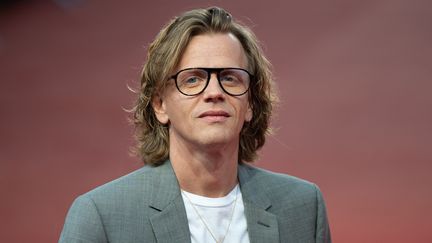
[185,77,199,83]
[221,75,241,86]
[221,76,236,82]
[181,76,203,87]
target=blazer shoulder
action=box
[241,163,317,187]
[240,163,323,205]
[80,165,156,205]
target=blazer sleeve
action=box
[314,184,332,243]
[59,194,108,243]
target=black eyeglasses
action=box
[169,67,252,96]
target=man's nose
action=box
[203,73,225,101]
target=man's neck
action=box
[169,137,239,198]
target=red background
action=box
[1,0,431,242]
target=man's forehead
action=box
[176,33,248,70]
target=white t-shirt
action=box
[181,184,250,243]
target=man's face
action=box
[153,33,252,150]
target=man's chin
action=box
[196,133,238,149]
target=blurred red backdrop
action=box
[1,0,431,242]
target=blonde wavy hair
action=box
[132,6,277,165]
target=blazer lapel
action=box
[238,163,280,243]
[148,161,191,243]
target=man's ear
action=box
[152,94,169,124]
[245,105,252,122]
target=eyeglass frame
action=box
[168,67,253,96]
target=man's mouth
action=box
[199,110,230,122]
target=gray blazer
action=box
[59,161,331,242]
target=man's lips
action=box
[198,110,230,120]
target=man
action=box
[60,7,331,243]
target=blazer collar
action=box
[238,163,272,209]
[148,160,182,211]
